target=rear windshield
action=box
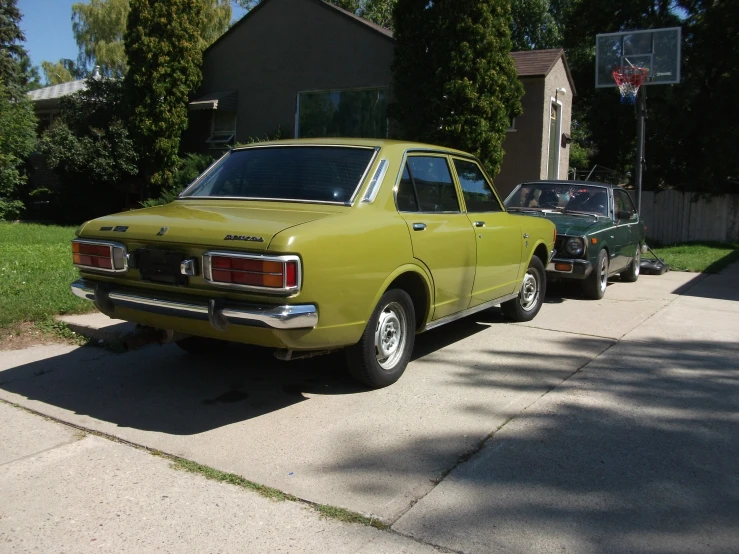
[181,146,376,204]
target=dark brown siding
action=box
[494,78,546,199]
[199,0,394,141]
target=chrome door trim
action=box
[424,292,519,331]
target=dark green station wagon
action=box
[504,180,646,299]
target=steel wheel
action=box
[375,301,408,370]
[520,270,540,312]
[634,247,641,277]
[598,255,608,293]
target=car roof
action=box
[231,138,474,157]
[519,179,626,190]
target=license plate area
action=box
[136,248,188,286]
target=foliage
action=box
[0,83,36,220]
[140,153,214,207]
[0,0,39,91]
[124,0,205,195]
[41,59,86,85]
[37,78,138,222]
[510,0,562,50]
[0,222,94,329]
[72,0,130,77]
[72,0,232,77]
[390,0,523,177]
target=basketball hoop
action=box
[612,66,649,105]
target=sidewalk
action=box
[393,263,739,553]
[0,400,436,554]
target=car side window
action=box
[396,165,419,212]
[453,159,503,212]
[614,190,636,216]
[406,156,460,212]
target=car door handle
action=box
[412,223,426,231]
[523,233,530,239]
[473,221,485,228]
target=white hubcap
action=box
[520,271,539,311]
[375,302,407,370]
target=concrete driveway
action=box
[1,266,737,553]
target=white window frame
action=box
[507,116,517,133]
[206,110,236,150]
[545,98,563,179]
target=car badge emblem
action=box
[224,235,264,242]
[157,227,169,236]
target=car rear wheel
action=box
[501,256,546,322]
[583,249,609,299]
[620,244,641,282]
[346,289,416,389]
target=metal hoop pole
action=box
[635,86,647,213]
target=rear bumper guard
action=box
[70,279,318,331]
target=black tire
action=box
[583,249,609,300]
[345,289,416,389]
[502,256,546,322]
[175,336,226,356]
[620,244,641,282]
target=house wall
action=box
[199,0,394,141]
[493,78,546,199]
[541,58,573,181]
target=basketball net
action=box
[612,66,649,105]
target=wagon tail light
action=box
[203,252,301,294]
[72,240,127,273]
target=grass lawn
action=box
[652,241,739,273]
[0,222,94,330]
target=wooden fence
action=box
[640,190,739,244]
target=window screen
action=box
[453,159,502,212]
[406,157,460,212]
[298,88,388,139]
[182,146,376,203]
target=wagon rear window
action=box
[181,146,376,203]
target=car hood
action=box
[524,212,607,236]
[81,200,344,251]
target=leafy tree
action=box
[510,0,562,50]
[41,59,85,85]
[72,0,232,77]
[124,0,206,194]
[0,0,39,91]
[72,0,130,77]
[390,0,523,176]
[0,82,36,219]
[38,78,138,222]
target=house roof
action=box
[27,79,87,101]
[189,90,238,111]
[510,48,577,94]
[206,0,393,54]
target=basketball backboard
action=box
[595,27,681,88]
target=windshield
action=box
[181,146,377,204]
[505,183,610,216]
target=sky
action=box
[17,0,248,77]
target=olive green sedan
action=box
[70,139,555,388]
[505,180,646,300]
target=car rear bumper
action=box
[71,279,318,331]
[546,258,593,279]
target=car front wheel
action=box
[346,289,416,389]
[502,256,546,322]
[583,249,609,299]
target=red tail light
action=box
[72,240,127,273]
[203,252,301,293]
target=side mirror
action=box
[616,210,632,220]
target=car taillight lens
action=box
[204,253,300,292]
[72,241,127,272]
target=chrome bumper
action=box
[71,279,318,330]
